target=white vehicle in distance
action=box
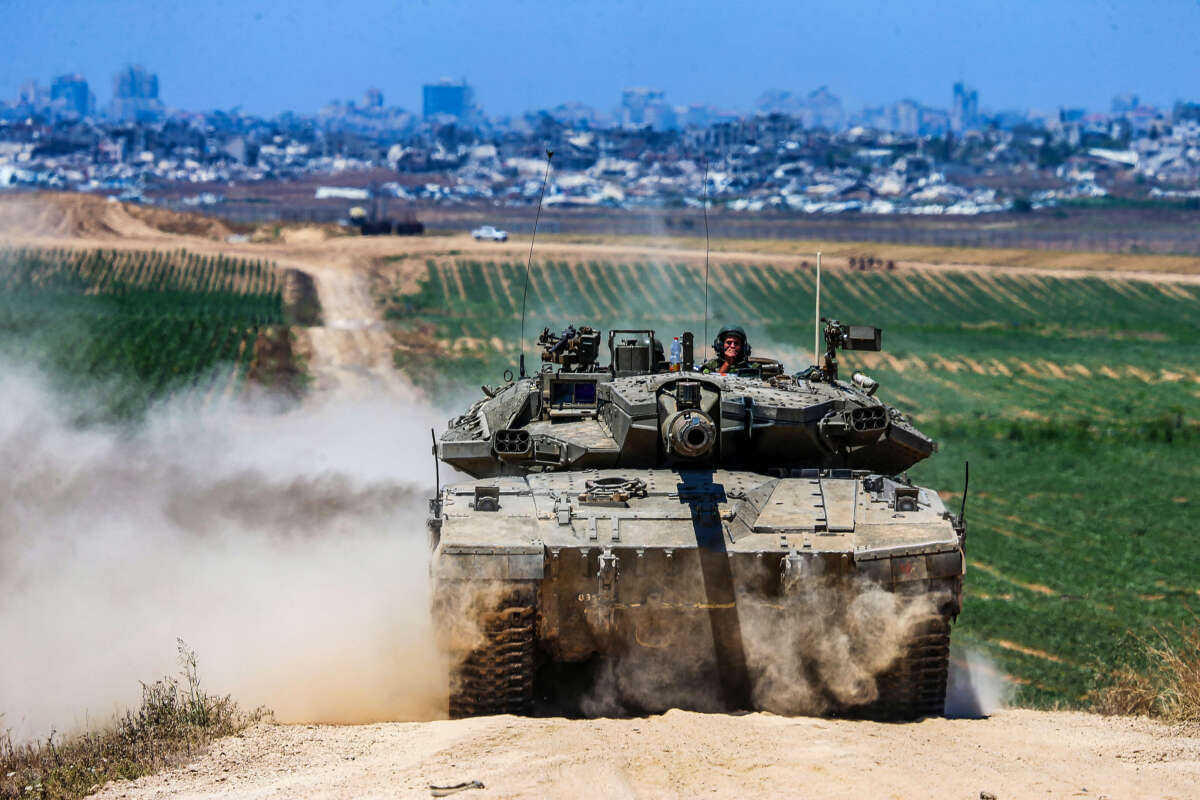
[471,225,509,242]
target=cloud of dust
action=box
[740,580,943,715]
[574,571,944,717]
[945,646,1015,717]
[0,362,452,742]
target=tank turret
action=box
[439,321,934,478]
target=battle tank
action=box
[429,321,965,720]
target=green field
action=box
[384,256,1200,707]
[0,247,288,422]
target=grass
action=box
[380,255,1200,710]
[0,641,266,800]
[1092,618,1200,721]
[0,247,295,422]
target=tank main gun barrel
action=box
[662,409,717,458]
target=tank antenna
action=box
[702,159,711,360]
[959,460,970,523]
[430,428,440,495]
[518,148,554,379]
[814,250,822,366]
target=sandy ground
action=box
[7,194,1200,799]
[92,710,1200,800]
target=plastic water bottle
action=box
[669,337,682,371]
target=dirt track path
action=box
[95,709,1200,800]
[297,253,411,397]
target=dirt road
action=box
[297,251,411,397]
[93,709,1199,800]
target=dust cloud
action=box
[741,581,942,714]
[946,647,1015,717]
[575,574,946,717]
[0,362,450,742]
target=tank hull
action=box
[430,468,964,719]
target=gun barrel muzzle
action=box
[663,410,716,458]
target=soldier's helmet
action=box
[713,324,752,359]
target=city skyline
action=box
[3,0,1199,118]
[2,66,1175,130]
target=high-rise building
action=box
[111,65,162,122]
[685,104,714,128]
[754,87,843,130]
[17,80,46,109]
[1111,93,1139,114]
[363,87,384,109]
[800,86,844,131]
[919,108,950,137]
[423,78,474,120]
[950,82,979,133]
[620,88,676,131]
[892,99,922,136]
[114,65,157,101]
[50,74,90,117]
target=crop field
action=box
[383,256,1200,707]
[0,247,287,422]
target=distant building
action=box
[684,104,713,128]
[17,80,47,109]
[546,102,600,128]
[800,86,844,131]
[951,82,979,133]
[423,78,474,120]
[50,74,90,117]
[858,99,944,136]
[855,105,888,130]
[919,107,950,137]
[755,86,844,130]
[892,99,921,136]
[111,65,162,122]
[363,87,383,109]
[620,87,676,131]
[986,109,1030,131]
[1111,93,1139,115]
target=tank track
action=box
[448,585,536,718]
[863,612,952,721]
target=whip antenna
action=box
[814,250,822,366]
[518,149,554,378]
[702,160,711,360]
[516,151,552,381]
[959,460,970,523]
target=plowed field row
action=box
[390,258,1199,332]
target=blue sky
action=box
[3,0,1200,116]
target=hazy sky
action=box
[4,0,1200,116]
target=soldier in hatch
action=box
[700,324,751,375]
